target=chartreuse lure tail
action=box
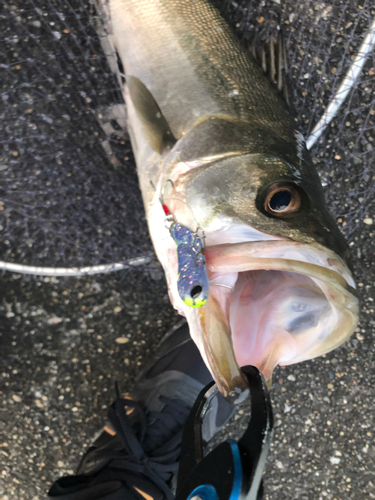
[170,223,209,307]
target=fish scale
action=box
[110,0,293,139]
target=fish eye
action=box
[264,183,301,216]
[191,284,203,299]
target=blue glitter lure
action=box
[170,222,209,308]
[151,179,209,307]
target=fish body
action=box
[104,0,359,402]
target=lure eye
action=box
[264,183,301,216]
[181,283,207,308]
[191,285,203,299]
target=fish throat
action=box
[181,240,358,402]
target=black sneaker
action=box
[48,321,235,500]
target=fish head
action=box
[150,150,359,403]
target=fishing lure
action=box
[154,181,209,308]
[170,222,209,308]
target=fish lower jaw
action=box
[183,242,358,402]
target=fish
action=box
[102,0,359,403]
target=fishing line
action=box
[209,283,235,291]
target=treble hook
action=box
[161,178,175,204]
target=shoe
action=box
[48,321,235,500]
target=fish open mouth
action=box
[182,240,359,404]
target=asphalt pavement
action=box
[1,235,375,499]
[1,0,375,498]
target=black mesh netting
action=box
[1,0,374,270]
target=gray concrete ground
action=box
[1,238,375,499]
[1,0,375,499]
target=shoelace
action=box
[105,396,191,500]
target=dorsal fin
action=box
[126,75,176,154]
[251,30,292,108]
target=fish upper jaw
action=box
[177,240,358,404]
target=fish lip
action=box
[204,240,356,290]
[183,239,358,402]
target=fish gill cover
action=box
[0,0,374,271]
